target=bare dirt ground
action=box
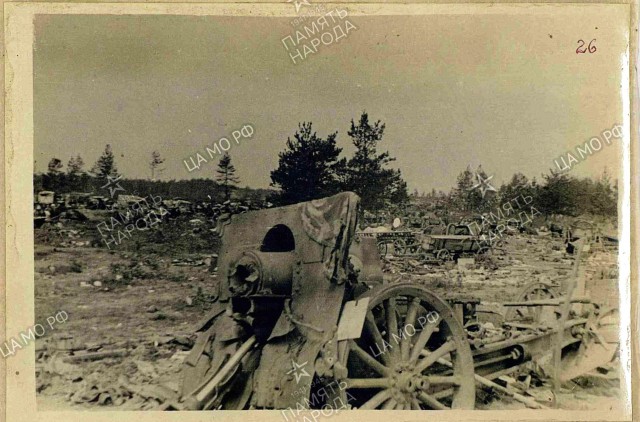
[35,244,218,409]
[32,218,622,411]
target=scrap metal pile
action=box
[34,190,269,229]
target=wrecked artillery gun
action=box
[360,222,492,262]
[164,192,618,410]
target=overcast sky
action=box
[34,11,626,192]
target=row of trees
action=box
[37,110,617,218]
[40,145,242,201]
[42,144,130,193]
[267,111,617,218]
[428,166,618,217]
[41,111,409,211]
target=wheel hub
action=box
[394,371,415,392]
[391,364,427,395]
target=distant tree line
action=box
[35,145,263,203]
[423,166,617,218]
[34,173,273,204]
[36,117,617,218]
[38,111,411,212]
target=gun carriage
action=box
[164,193,617,410]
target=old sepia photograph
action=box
[3,2,636,421]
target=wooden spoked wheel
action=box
[504,281,560,325]
[393,238,408,255]
[436,249,451,261]
[475,245,492,256]
[337,283,475,410]
[377,241,388,257]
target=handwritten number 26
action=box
[576,39,596,54]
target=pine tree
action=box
[67,155,84,175]
[66,155,85,192]
[270,122,344,204]
[451,166,474,211]
[91,144,119,179]
[149,151,165,181]
[537,171,577,216]
[47,158,63,175]
[497,172,536,212]
[216,153,240,201]
[450,165,496,213]
[343,112,408,211]
[45,158,65,191]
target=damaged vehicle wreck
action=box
[162,192,618,411]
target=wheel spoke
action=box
[432,388,454,399]
[349,340,391,376]
[385,298,400,361]
[364,311,391,365]
[532,290,541,320]
[360,389,392,409]
[345,378,391,389]
[416,341,456,373]
[401,297,421,361]
[418,392,448,410]
[425,375,461,385]
[409,319,438,363]
[381,398,397,409]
